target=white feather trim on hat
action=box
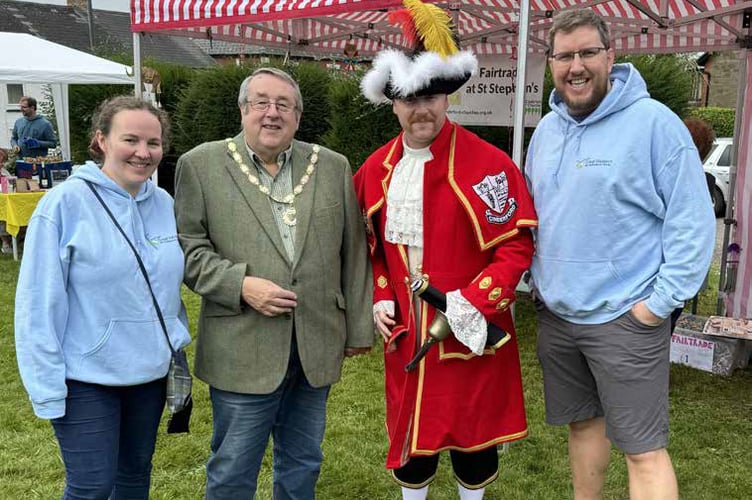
[361,49,478,105]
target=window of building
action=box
[7,84,24,107]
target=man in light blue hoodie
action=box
[525,9,715,500]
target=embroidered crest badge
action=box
[472,171,517,224]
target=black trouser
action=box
[393,446,499,489]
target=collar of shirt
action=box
[244,143,293,178]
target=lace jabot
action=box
[385,142,433,247]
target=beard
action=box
[557,74,611,118]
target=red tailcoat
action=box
[354,121,538,468]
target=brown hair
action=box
[683,117,715,161]
[20,96,37,110]
[548,9,611,55]
[88,95,170,161]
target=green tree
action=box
[290,63,333,145]
[173,60,333,154]
[65,51,200,163]
[323,73,401,170]
[142,58,198,118]
[618,54,695,117]
[688,107,735,137]
[68,83,133,162]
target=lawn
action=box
[1,255,750,499]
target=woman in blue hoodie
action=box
[15,95,190,499]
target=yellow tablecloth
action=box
[0,192,46,236]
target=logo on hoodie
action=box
[146,234,178,247]
[472,171,517,225]
[575,158,614,169]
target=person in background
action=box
[174,67,372,499]
[355,2,537,498]
[11,96,57,159]
[15,95,190,499]
[0,148,13,253]
[683,116,717,195]
[525,9,715,499]
[669,117,717,330]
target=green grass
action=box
[1,254,750,499]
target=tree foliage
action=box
[323,73,401,170]
[687,106,735,137]
[172,60,333,155]
[65,52,197,163]
[172,63,249,154]
[618,54,696,117]
[291,62,333,145]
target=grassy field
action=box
[1,254,751,499]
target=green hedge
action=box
[172,60,333,154]
[323,73,401,170]
[687,107,736,137]
[66,56,196,163]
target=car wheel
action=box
[712,186,726,217]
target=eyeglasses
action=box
[247,99,296,114]
[549,47,608,64]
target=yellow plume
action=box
[403,0,458,57]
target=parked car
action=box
[703,137,732,217]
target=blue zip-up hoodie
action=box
[525,63,715,324]
[15,163,190,419]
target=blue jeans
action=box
[205,343,331,500]
[51,378,166,500]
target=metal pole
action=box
[717,47,748,315]
[87,0,94,51]
[133,32,142,97]
[511,0,531,167]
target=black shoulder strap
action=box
[84,180,175,354]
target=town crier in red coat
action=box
[353,2,537,499]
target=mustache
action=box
[408,114,435,125]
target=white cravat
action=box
[385,142,432,249]
[383,140,487,354]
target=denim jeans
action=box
[205,342,331,500]
[50,378,166,500]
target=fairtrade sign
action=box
[447,54,547,127]
[670,333,714,372]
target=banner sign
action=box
[448,54,547,127]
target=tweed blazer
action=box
[174,134,373,394]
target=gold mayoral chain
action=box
[227,139,319,226]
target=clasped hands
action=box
[241,276,369,357]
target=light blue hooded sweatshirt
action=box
[15,163,190,419]
[525,63,715,324]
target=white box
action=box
[672,314,751,376]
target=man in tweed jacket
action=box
[174,67,372,500]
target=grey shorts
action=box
[536,305,671,455]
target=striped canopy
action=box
[130,0,752,318]
[131,1,751,57]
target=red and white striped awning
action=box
[130,0,752,320]
[131,1,751,57]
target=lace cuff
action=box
[446,290,487,355]
[373,300,395,324]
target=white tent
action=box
[0,32,134,160]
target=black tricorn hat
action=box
[361,0,478,104]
